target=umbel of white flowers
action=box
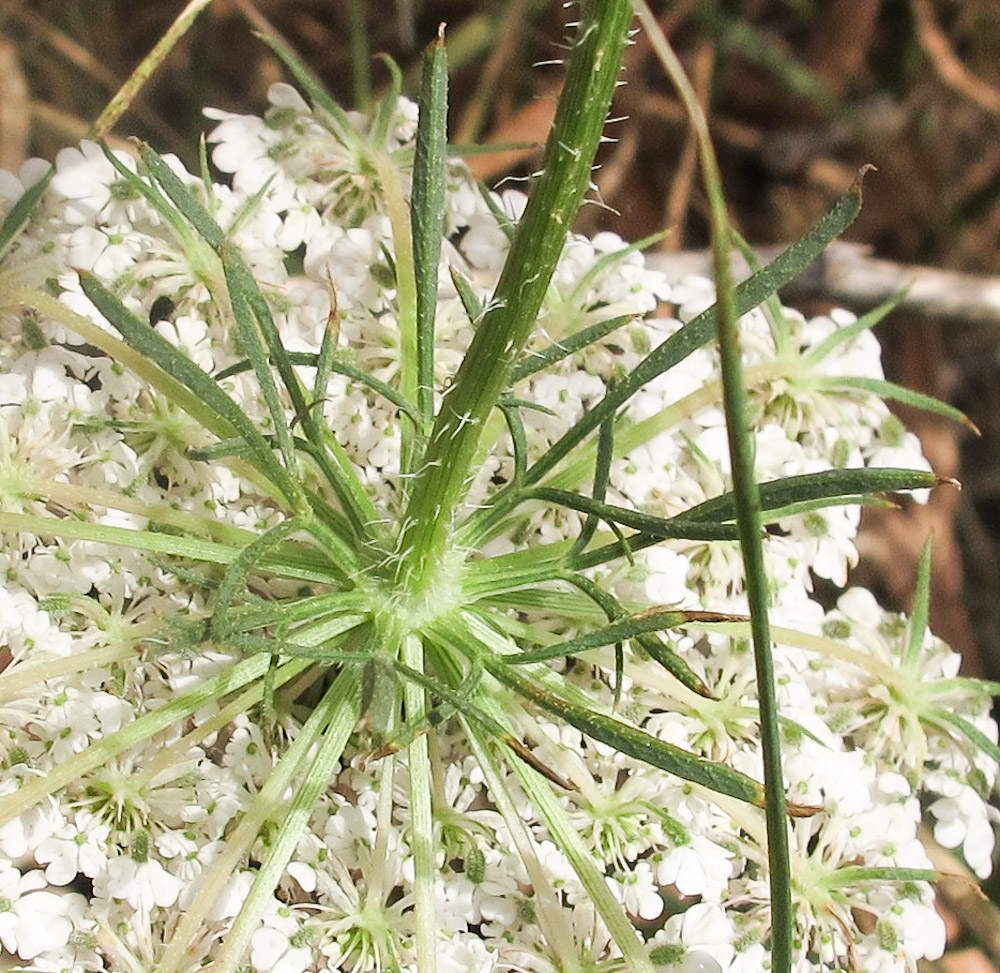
[0,79,992,973]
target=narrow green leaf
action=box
[140,143,310,449]
[566,231,669,308]
[225,590,369,632]
[374,662,485,758]
[0,168,53,261]
[823,866,939,887]
[497,398,530,484]
[511,314,632,384]
[571,390,615,556]
[102,144,203,242]
[0,654,273,830]
[179,669,361,973]
[0,508,244,566]
[218,244,307,486]
[677,467,943,524]
[412,26,449,423]
[557,570,621,622]
[227,630,370,663]
[530,487,740,541]
[461,539,577,598]
[636,634,716,699]
[211,517,308,641]
[503,609,742,667]
[137,142,225,248]
[509,755,657,973]
[483,655,767,806]
[198,134,213,198]
[731,229,795,355]
[254,33,360,147]
[450,267,484,325]
[215,351,421,427]
[372,54,405,147]
[930,709,1000,765]
[502,609,689,664]
[804,289,907,365]
[758,495,896,522]
[0,511,346,585]
[568,530,673,572]
[138,143,383,527]
[556,571,713,697]
[904,537,933,669]
[89,0,214,139]
[522,176,867,488]
[141,148,301,484]
[478,586,608,623]
[77,272,297,503]
[937,677,1000,697]
[393,657,527,749]
[824,376,978,431]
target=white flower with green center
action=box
[0,5,993,973]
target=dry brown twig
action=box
[910,0,1000,118]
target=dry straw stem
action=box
[910,0,1000,118]
[89,0,215,139]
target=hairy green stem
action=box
[394,0,634,596]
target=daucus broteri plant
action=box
[0,2,995,971]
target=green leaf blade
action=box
[412,27,449,424]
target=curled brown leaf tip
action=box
[787,801,824,818]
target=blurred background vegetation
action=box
[3,1,1000,965]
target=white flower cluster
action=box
[0,81,993,973]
